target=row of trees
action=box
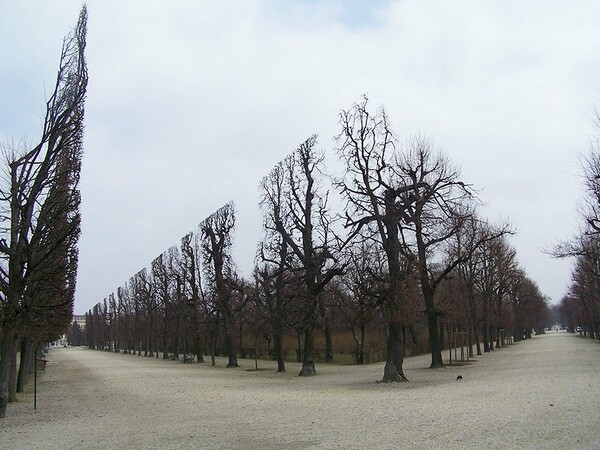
[85,97,551,383]
[0,8,87,418]
[554,120,600,337]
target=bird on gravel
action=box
[456,375,463,381]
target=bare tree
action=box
[391,139,478,368]
[152,249,176,359]
[258,161,298,372]
[550,131,600,337]
[452,216,496,356]
[201,202,240,368]
[334,241,383,364]
[261,136,343,376]
[180,230,206,363]
[336,97,420,382]
[0,6,87,418]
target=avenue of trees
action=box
[0,8,87,418]
[84,97,551,384]
[0,5,570,423]
[553,117,600,338]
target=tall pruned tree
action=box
[152,249,176,359]
[180,230,206,363]
[0,6,87,418]
[551,130,600,338]
[201,202,240,368]
[393,139,482,367]
[336,97,421,382]
[258,160,296,372]
[452,216,488,356]
[261,136,344,376]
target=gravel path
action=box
[1,331,598,449]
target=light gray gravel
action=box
[1,331,598,449]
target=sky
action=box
[1,0,599,314]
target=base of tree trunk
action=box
[381,351,409,382]
[429,361,446,369]
[380,372,409,383]
[226,362,239,368]
[298,365,316,376]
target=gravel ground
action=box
[1,331,598,449]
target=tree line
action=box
[553,116,600,338]
[83,97,551,383]
[0,8,87,418]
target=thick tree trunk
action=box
[467,323,474,358]
[483,320,490,352]
[16,342,27,393]
[409,325,418,346]
[352,322,366,364]
[210,333,216,367]
[162,334,168,359]
[381,322,409,382]
[496,325,502,348]
[195,333,204,363]
[359,323,367,363]
[296,330,302,363]
[8,341,18,403]
[225,331,238,368]
[513,322,521,343]
[17,338,31,392]
[426,309,444,368]
[0,327,18,418]
[173,336,180,361]
[299,328,316,376]
[273,328,285,372]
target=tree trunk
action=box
[381,322,408,382]
[482,295,491,352]
[16,338,34,393]
[210,333,216,367]
[296,330,302,363]
[225,331,238,368]
[0,327,18,418]
[426,308,444,368]
[195,333,204,363]
[324,324,333,363]
[273,328,285,372]
[352,322,366,364]
[483,320,490,352]
[173,336,180,361]
[359,322,366,364]
[8,340,18,403]
[409,325,418,346]
[496,325,502,349]
[162,334,168,360]
[298,328,316,376]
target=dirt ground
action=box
[1,331,599,449]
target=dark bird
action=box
[456,375,463,381]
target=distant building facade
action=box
[72,314,86,331]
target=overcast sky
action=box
[2,0,599,314]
